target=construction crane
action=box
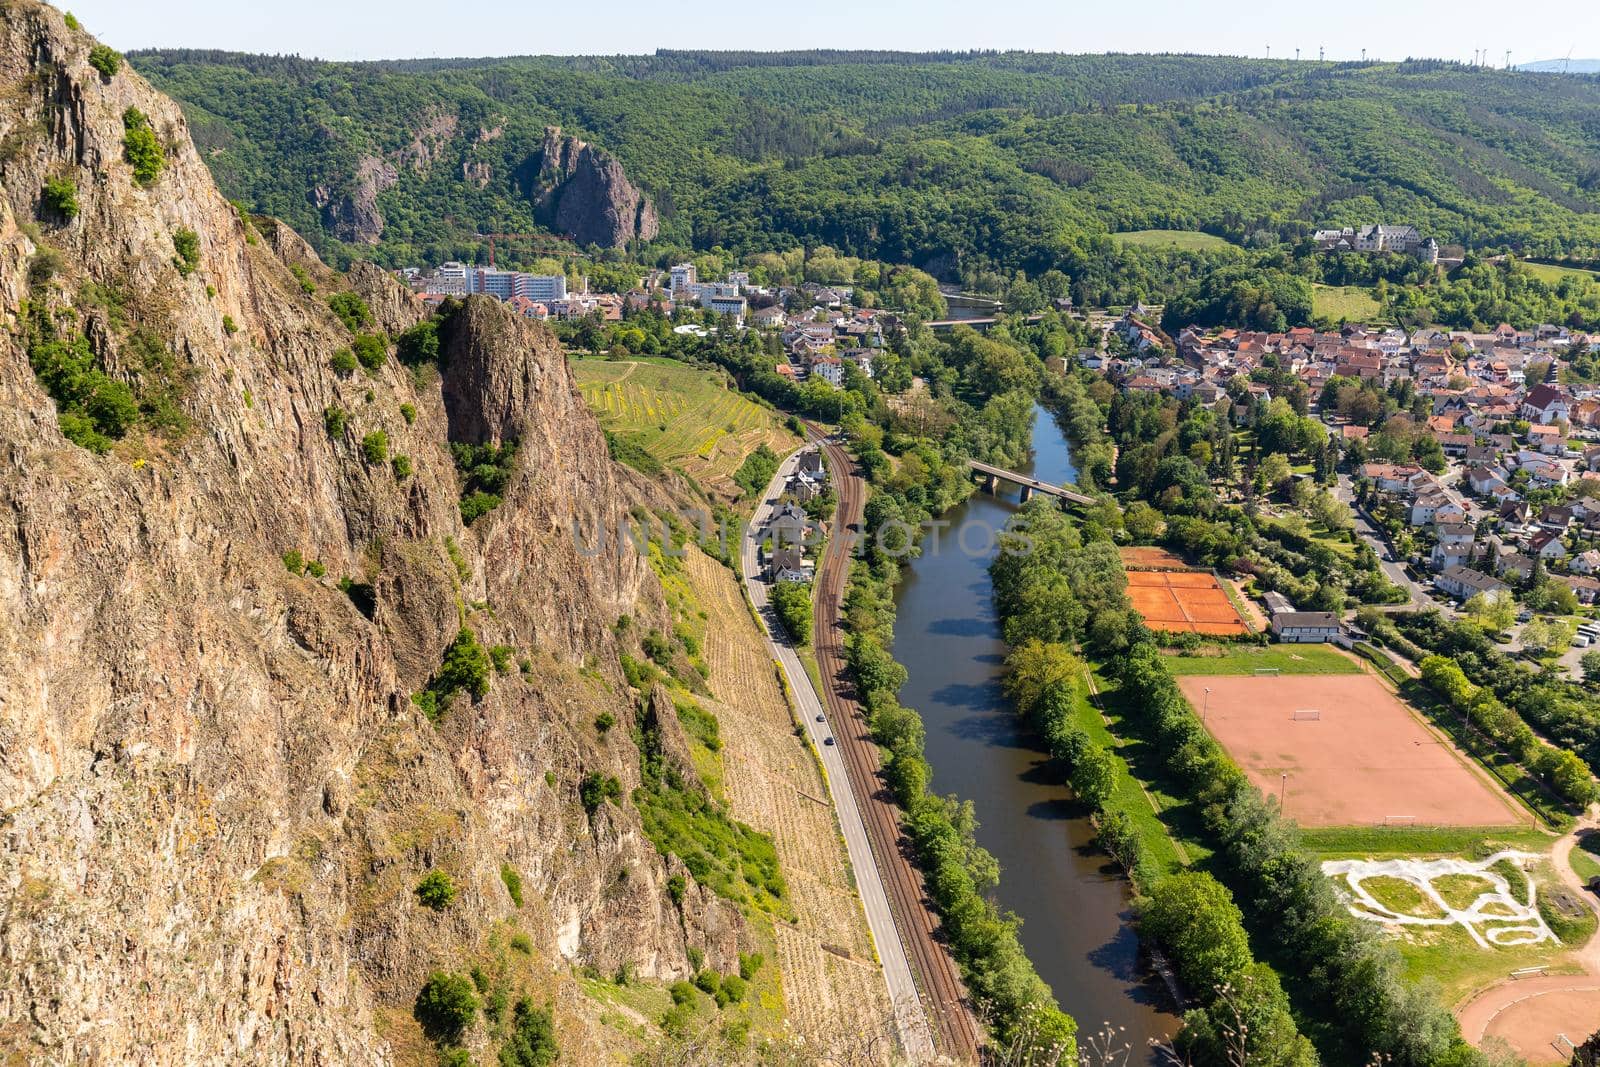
[477,232,581,269]
[1564,47,1575,73]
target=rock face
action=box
[523,126,658,249]
[310,154,395,244]
[0,5,740,1063]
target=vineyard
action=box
[572,358,798,496]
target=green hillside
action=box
[130,51,1600,278]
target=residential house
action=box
[1436,565,1512,601]
[1530,528,1568,562]
[1431,523,1476,571]
[766,503,810,548]
[1564,575,1600,605]
[1572,549,1600,575]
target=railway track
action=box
[804,422,983,1064]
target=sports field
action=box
[1125,569,1250,636]
[1176,674,1525,828]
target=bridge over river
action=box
[967,459,1095,506]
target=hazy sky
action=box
[61,0,1599,65]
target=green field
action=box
[1313,283,1383,323]
[1524,260,1600,285]
[1164,643,1363,676]
[1300,825,1553,860]
[1573,832,1600,881]
[1112,229,1236,251]
[571,358,799,494]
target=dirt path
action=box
[1456,809,1600,1060]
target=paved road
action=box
[1336,474,1436,611]
[739,448,938,1063]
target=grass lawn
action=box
[1164,643,1363,675]
[1573,832,1600,881]
[1088,664,1215,870]
[1077,669,1190,879]
[1301,824,1553,859]
[571,356,799,494]
[1113,229,1236,252]
[1313,283,1382,323]
[1524,261,1600,285]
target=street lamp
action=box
[1280,772,1288,809]
[1203,687,1212,725]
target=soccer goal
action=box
[1253,668,1282,677]
[1381,814,1417,826]
[1290,709,1321,721]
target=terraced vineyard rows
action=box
[572,358,797,493]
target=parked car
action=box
[823,737,835,746]
[816,714,825,722]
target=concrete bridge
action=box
[967,459,1096,506]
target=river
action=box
[889,404,1177,1058]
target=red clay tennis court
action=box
[1175,674,1525,827]
[1124,569,1250,636]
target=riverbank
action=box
[886,405,1178,1055]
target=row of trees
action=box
[987,502,1318,1064]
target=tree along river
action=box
[890,404,1177,1058]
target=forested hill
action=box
[129,49,1600,274]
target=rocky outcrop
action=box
[310,154,395,244]
[522,126,658,249]
[0,5,742,1063]
[347,260,424,336]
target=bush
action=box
[41,177,78,220]
[415,869,457,910]
[87,44,120,78]
[498,997,558,1067]
[666,873,686,906]
[392,454,413,478]
[170,229,200,276]
[594,710,616,734]
[287,264,314,294]
[353,333,387,370]
[323,406,347,437]
[500,863,524,907]
[362,430,388,464]
[510,932,533,954]
[63,11,80,29]
[121,109,163,187]
[330,349,357,375]
[397,319,441,367]
[281,549,305,575]
[413,971,477,1044]
[400,402,417,424]
[579,771,622,813]
[327,291,372,332]
[306,560,326,578]
[734,443,780,497]
[221,315,238,335]
[771,581,813,644]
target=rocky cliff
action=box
[0,4,745,1063]
[522,126,658,250]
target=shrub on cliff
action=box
[41,177,78,220]
[498,997,558,1067]
[414,870,457,910]
[87,44,120,78]
[121,108,163,187]
[327,290,372,332]
[413,971,477,1044]
[171,228,200,276]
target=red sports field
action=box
[1125,569,1250,636]
[1176,674,1524,827]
